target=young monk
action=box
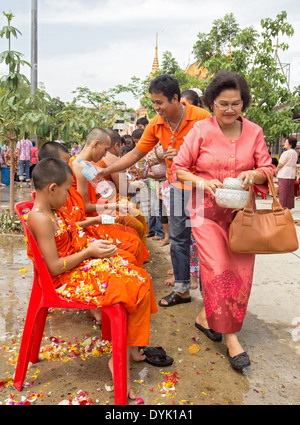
[70,128,149,246]
[96,128,149,235]
[38,142,150,268]
[28,158,157,399]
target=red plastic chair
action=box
[14,201,128,405]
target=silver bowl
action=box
[223,178,244,191]
[215,188,249,209]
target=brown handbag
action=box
[229,168,299,254]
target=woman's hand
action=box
[203,179,223,196]
[88,240,117,258]
[237,170,255,190]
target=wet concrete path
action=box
[0,189,299,405]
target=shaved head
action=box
[38,141,69,161]
[85,128,110,146]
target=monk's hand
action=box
[116,203,128,216]
[237,171,255,190]
[203,179,223,196]
[129,180,144,189]
[89,240,117,258]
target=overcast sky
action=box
[0,0,299,109]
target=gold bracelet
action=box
[63,259,67,271]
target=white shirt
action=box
[278,149,298,179]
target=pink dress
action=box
[172,116,274,333]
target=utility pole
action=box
[31,0,38,95]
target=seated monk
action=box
[38,142,149,267]
[69,128,148,246]
[27,158,157,400]
[95,129,149,245]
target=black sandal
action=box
[142,347,174,367]
[226,350,251,370]
[158,291,191,307]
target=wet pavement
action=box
[0,184,299,406]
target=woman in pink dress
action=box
[171,71,274,370]
[276,136,298,209]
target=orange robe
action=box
[96,158,150,246]
[29,208,157,346]
[64,186,149,267]
[68,157,148,245]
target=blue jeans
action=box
[19,160,30,182]
[148,215,164,237]
[169,184,191,294]
[148,188,164,237]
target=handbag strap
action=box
[243,167,284,214]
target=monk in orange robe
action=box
[27,158,157,399]
[68,128,148,246]
[96,157,149,244]
[95,128,149,246]
[65,186,150,267]
[36,141,149,267]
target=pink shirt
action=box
[171,116,274,222]
[31,147,39,164]
[277,149,298,179]
[16,139,33,161]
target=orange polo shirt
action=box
[136,101,211,183]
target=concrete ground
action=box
[0,185,299,406]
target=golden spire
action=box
[151,33,159,75]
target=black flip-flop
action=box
[158,291,191,307]
[142,346,174,367]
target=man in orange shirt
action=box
[97,75,211,307]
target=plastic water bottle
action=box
[76,157,113,198]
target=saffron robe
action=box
[69,157,149,246]
[64,186,150,267]
[28,208,157,346]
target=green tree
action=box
[0,11,31,89]
[0,11,32,214]
[192,11,300,143]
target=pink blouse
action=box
[277,149,298,179]
[171,116,274,223]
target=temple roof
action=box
[150,33,159,76]
[186,62,208,80]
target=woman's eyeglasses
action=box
[213,101,243,111]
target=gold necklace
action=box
[166,104,185,144]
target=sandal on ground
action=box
[142,346,174,367]
[226,349,250,370]
[158,291,191,307]
[195,322,222,342]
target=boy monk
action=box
[70,128,149,246]
[38,142,149,268]
[95,128,149,237]
[28,158,157,399]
